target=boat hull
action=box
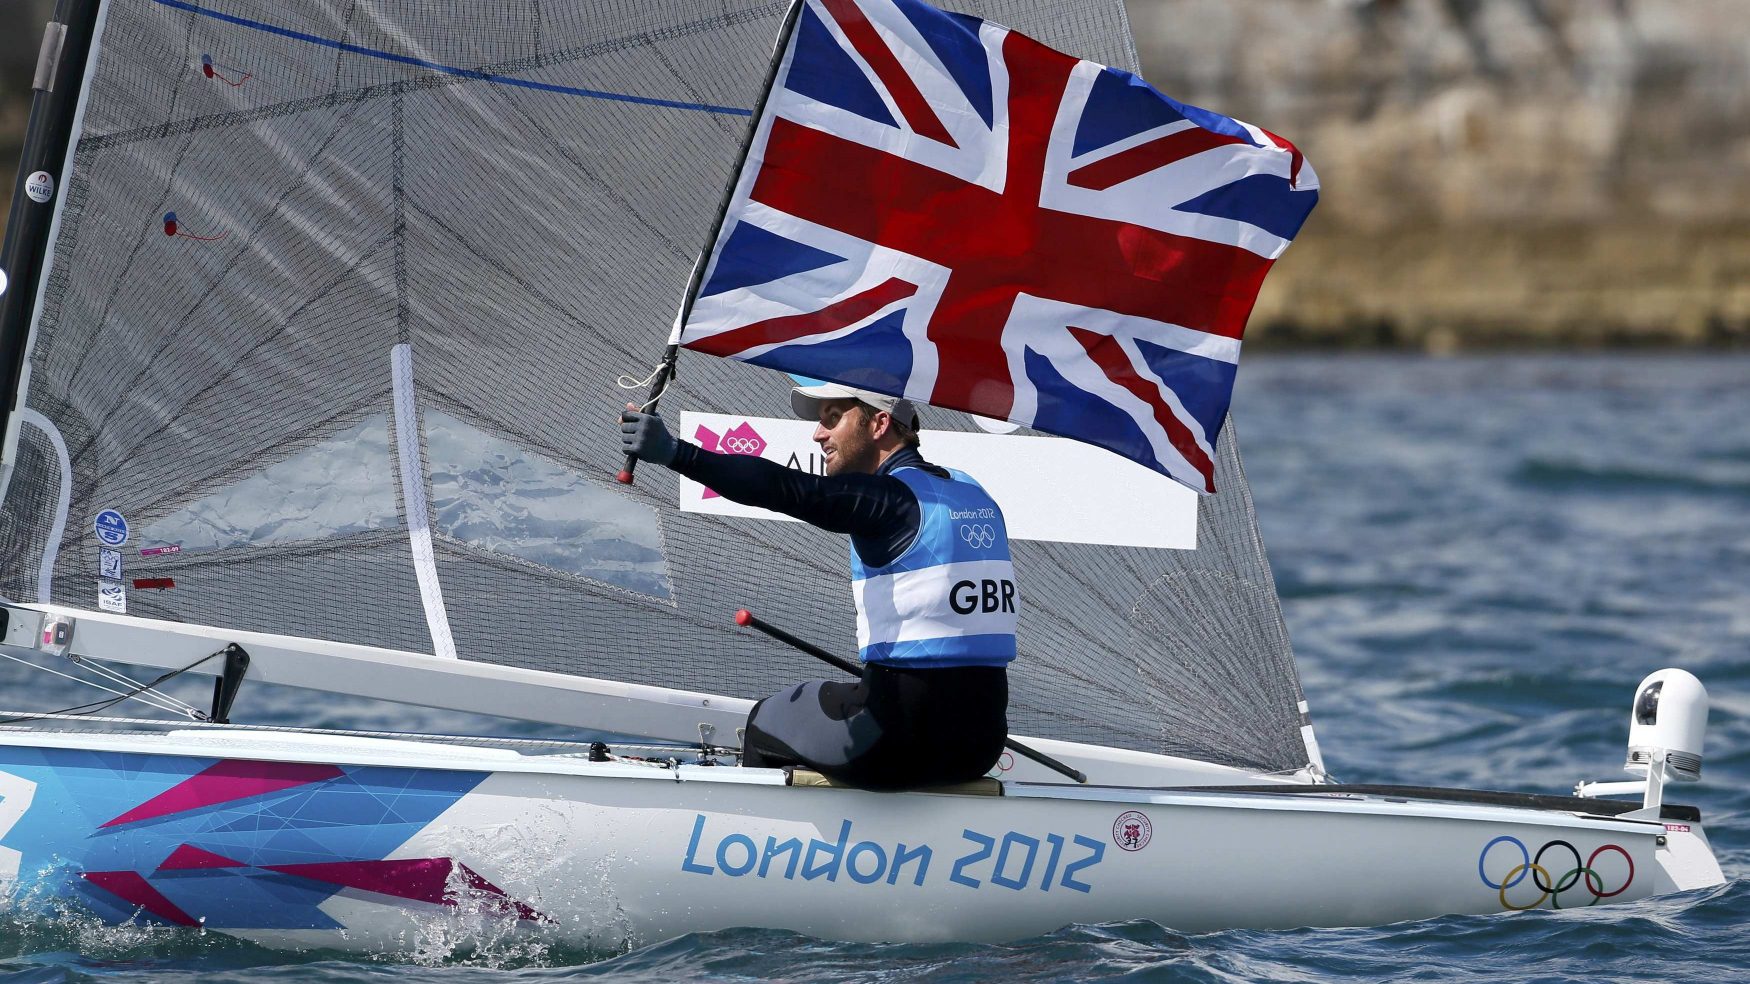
[0,731,1715,952]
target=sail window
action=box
[135,416,401,555]
[424,411,673,599]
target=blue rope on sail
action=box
[151,0,755,116]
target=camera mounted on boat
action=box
[1573,667,1708,811]
[1626,667,1707,782]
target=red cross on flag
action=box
[675,0,1318,493]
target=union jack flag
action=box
[676,0,1318,493]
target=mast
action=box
[0,0,102,473]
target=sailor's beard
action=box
[824,429,877,476]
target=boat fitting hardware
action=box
[32,611,72,657]
[207,643,251,724]
[0,605,44,647]
[1575,668,1709,811]
[33,22,67,92]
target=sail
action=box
[0,0,1315,773]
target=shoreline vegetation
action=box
[4,0,1747,351]
[1249,223,1750,351]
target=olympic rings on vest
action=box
[1478,835,1634,910]
[959,524,996,549]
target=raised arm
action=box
[621,410,919,545]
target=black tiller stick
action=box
[733,608,1088,784]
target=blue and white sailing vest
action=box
[850,467,1018,667]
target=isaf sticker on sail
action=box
[97,580,126,614]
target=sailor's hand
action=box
[620,404,680,468]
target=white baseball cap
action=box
[790,382,920,430]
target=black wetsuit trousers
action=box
[741,662,1008,791]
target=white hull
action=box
[0,728,1721,952]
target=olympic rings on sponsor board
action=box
[959,524,996,549]
[1478,836,1633,910]
[723,436,763,454]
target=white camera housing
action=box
[1625,668,1707,782]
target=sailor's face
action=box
[813,399,879,476]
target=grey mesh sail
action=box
[0,0,1314,773]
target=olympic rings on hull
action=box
[1478,836,1634,910]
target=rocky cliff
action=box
[1130,0,1750,347]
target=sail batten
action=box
[0,0,1316,773]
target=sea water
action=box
[0,352,1744,982]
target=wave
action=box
[3,881,1745,981]
[1511,459,1750,497]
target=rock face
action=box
[2,0,1746,345]
[1129,0,1750,346]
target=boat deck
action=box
[1033,782,1703,823]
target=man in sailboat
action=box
[621,383,1016,790]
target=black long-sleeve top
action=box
[669,443,947,568]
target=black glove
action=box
[620,409,680,468]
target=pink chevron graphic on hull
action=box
[156,844,246,871]
[81,871,200,926]
[102,760,344,828]
[264,858,546,922]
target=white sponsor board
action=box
[677,413,1196,550]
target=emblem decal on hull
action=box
[1112,811,1152,851]
[81,854,547,926]
[0,771,38,887]
[101,760,344,827]
[1478,835,1634,910]
[0,751,544,931]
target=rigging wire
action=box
[0,648,202,719]
[0,648,226,725]
[0,646,734,756]
[67,653,205,717]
